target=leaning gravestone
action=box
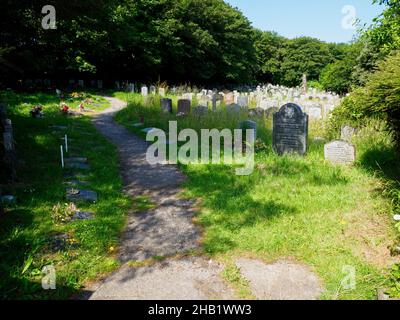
[160,98,173,114]
[324,140,355,164]
[273,103,308,156]
[177,99,191,116]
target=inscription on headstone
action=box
[324,140,355,164]
[273,103,308,156]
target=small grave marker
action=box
[324,140,356,164]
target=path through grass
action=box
[114,92,399,300]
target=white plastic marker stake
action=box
[60,145,64,168]
[65,134,68,153]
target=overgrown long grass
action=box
[0,91,131,299]
[115,92,399,300]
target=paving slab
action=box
[235,258,324,300]
[89,257,234,300]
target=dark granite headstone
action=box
[160,98,173,113]
[273,103,308,156]
[177,99,191,115]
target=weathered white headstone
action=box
[324,140,356,164]
[141,86,148,96]
[308,107,322,119]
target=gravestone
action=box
[224,92,235,105]
[211,94,221,111]
[341,125,357,142]
[324,140,355,164]
[160,98,173,114]
[78,80,84,88]
[308,107,322,119]
[141,86,148,96]
[128,83,135,93]
[240,120,257,140]
[226,103,241,114]
[159,88,166,97]
[150,85,156,95]
[97,80,103,89]
[237,96,249,108]
[302,74,308,94]
[273,103,308,156]
[177,99,191,116]
[193,106,208,117]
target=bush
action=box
[328,51,400,151]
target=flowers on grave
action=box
[29,105,43,118]
[70,92,82,99]
[51,203,77,223]
[60,103,69,114]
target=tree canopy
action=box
[0,0,355,88]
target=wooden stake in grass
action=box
[65,134,68,153]
[60,145,64,168]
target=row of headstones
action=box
[270,103,356,164]
[159,98,278,117]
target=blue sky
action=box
[225,0,385,43]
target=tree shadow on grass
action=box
[358,144,400,213]
[184,155,351,254]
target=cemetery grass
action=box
[115,92,399,300]
[0,91,131,299]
